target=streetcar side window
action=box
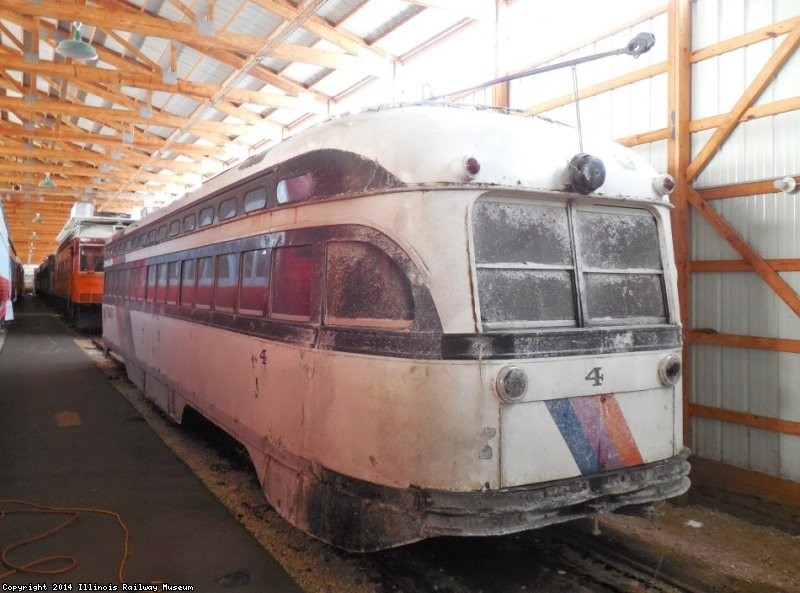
[200,207,214,227]
[239,249,271,316]
[324,241,414,329]
[244,187,268,213]
[168,220,181,237]
[219,197,238,222]
[214,253,239,312]
[277,174,313,204]
[166,261,181,305]
[146,265,157,302]
[270,245,313,321]
[180,259,196,306]
[156,263,168,303]
[157,225,168,241]
[183,213,196,232]
[195,256,214,309]
[130,266,143,300]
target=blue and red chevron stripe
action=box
[545,394,643,475]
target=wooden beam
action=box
[688,330,800,355]
[617,96,800,147]
[690,258,800,273]
[687,188,800,317]
[668,0,693,446]
[697,176,800,201]
[524,62,667,116]
[0,96,250,137]
[5,0,380,75]
[692,96,800,133]
[248,0,393,59]
[0,124,218,157]
[690,456,800,508]
[689,403,800,437]
[0,53,324,111]
[0,145,201,173]
[691,16,800,63]
[686,25,800,182]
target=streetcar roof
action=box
[130,103,666,228]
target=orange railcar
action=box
[44,204,132,330]
[52,237,106,329]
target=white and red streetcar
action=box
[103,104,689,551]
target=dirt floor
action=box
[78,338,800,593]
[597,501,800,593]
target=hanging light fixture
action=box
[56,22,97,61]
[39,172,56,188]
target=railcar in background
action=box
[45,203,131,330]
[34,254,54,299]
[0,202,19,327]
[103,103,689,551]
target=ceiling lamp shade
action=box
[39,172,56,188]
[56,23,97,61]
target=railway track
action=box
[368,523,708,593]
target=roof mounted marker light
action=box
[653,173,676,198]
[568,153,605,195]
[452,155,481,181]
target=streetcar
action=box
[103,104,689,551]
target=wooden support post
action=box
[667,0,692,446]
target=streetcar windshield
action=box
[473,197,667,330]
[79,245,104,272]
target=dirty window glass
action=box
[195,256,214,309]
[180,259,196,306]
[473,200,575,328]
[168,220,181,237]
[575,207,666,324]
[478,269,575,325]
[166,261,180,304]
[146,265,157,301]
[244,187,268,213]
[199,207,214,227]
[183,213,196,232]
[473,201,572,266]
[271,245,313,321]
[156,263,168,302]
[325,242,414,328]
[219,197,238,221]
[214,253,239,312]
[239,249,270,315]
[277,174,313,204]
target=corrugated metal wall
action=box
[505,0,800,482]
[690,0,800,481]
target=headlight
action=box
[658,354,682,386]
[495,365,528,403]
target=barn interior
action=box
[1,0,799,591]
